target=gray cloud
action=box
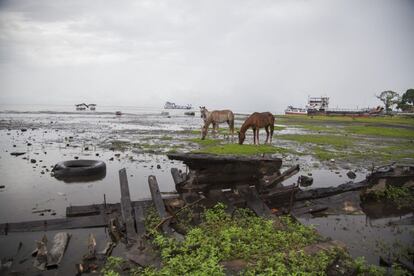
[0,0,413,112]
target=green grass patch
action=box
[159,135,173,140]
[276,115,414,127]
[277,134,353,148]
[273,125,286,131]
[138,204,387,275]
[195,143,291,155]
[345,125,414,139]
[100,204,395,275]
[362,185,414,209]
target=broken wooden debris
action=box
[294,180,369,202]
[262,165,300,189]
[66,197,177,217]
[148,175,184,240]
[119,168,137,243]
[134,205,146,236]
[46,232,71,269]
[83,233,97,261]
[0,215,106,235]
[168,153,283,191]
[33,235,48,271]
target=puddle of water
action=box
[299,214,413,265]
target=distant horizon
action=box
[1,0,413,112]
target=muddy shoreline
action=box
[0,109,413,272]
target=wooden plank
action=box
[119,168,136,242]
[0,215,106,235]
[148,175,168,219]
[238,185,275,219]
[66,197,177,217]
[171,168,186,184]
[263,165,300,189]
[134,205,146,236]
[148,175,183,240]
[295,180,369,201]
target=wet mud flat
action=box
[0,110,413,274]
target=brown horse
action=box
[200,106,234,140]
[238,112,275,145]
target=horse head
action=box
[199,106,208,119]
[238,131,245,145]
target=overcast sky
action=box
[0,0,413,112]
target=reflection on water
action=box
[299,214,413,265]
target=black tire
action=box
[52,160,106,178]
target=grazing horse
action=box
[238,112,275,145]
[199,106,234,140]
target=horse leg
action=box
[253,128,256,145]
[256,128,260,145]
[265,126,269,144]
[270,124,274,143]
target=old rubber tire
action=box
[52,160,106,178]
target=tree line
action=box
[376,89,414,113]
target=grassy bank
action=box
[274,115,414,164]
[101,204,396,276]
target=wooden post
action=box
[119,168,136,242]
[148,175,183,240]
[133,205,146,236]
[148,175,168,219]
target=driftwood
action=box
[46,232,71,268]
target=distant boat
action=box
[115,111,122,116]
[75,103,96,111]
[164,101,192,109]
[284,106,307,115]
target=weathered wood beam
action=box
[294,180,369,201]
[0,215,106,235]
[133,205,146,236]
[148,175,183,240]
[263,165,300,189]
[66,197,177,217]
[237,185,278,221]
[119,168,137,242]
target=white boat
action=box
[284,106,307,115]
[164,101,192,109]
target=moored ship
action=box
[164,101,192,110]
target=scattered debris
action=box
[10,152,25,157]
[298,175,313,187]
[346,170,356,179]
[46,232,71,269]
[33,235,48,270]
